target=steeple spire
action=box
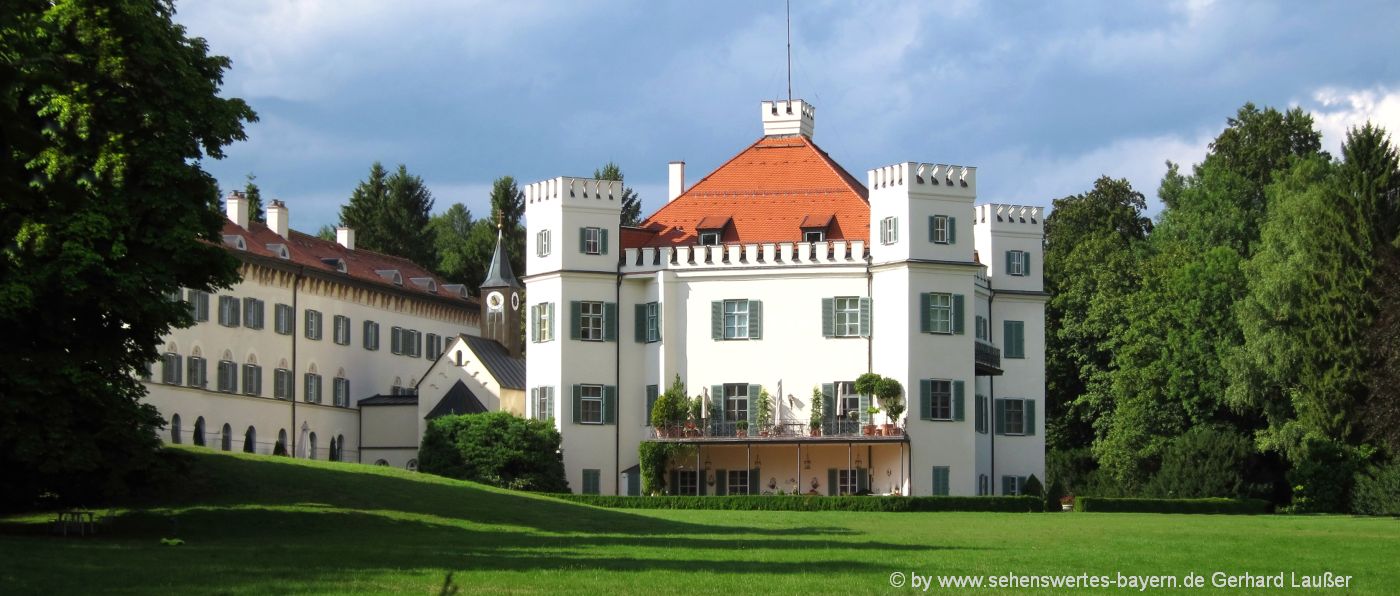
[480,213,520,290]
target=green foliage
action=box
[637,441,690,496]
[1073,497,1272,514]
[594,162,642,226]
[555,494,1045,512]
[754,386,773,430]
[1285,436,1365,513]
[1364,246,1400,454]
[418,412,568,493]
[650,375,687,429]
[0,0,254,509]
[1022,474,1044,498]
[242,173,264,222]
[854,372,882,397]
[338,162,437,266]
[1350,459,1400,515]
[487,176,526,281]
[875,377,904,420]
[1044,478,1067,512]
[427,203,487,285]
[315,224,336,241]
[1142,425,1260,499]
[809,386,824,429]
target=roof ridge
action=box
[640,136,767,223]
[797,136,870,201]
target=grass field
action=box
[1,448,1396,594]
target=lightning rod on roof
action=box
[786,0,792,102]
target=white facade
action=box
[525,101,1046,497]
[144,197,482,466]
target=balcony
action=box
[975,340,1003,376]
[648,419,906,443]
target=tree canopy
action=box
[338,162,436,266]
[0,0,255,508]
[594,162,643,226]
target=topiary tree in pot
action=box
[875,377,905,434]
[809,386,825,437]
[651,374,688,437]
[754,386,773,436]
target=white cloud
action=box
[1301,86,1400,155]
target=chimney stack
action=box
[226,191,249,229]
[668,161,686,202]
[267,199,289,238]
[336,226,355,250]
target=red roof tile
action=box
[630,136,869,248]
[218,219,476,306]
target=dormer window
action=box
[409,277,437,292]
[320,258,347,273]
[698,231,721,246]
[799,213,832,244]
[266,243,290,259]
[442,284,468,299]
[803,230,826,243]
[222,235,247,251]
[375,269,403,286]
[695,215,731,247]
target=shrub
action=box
[418,412,568,493]
[650,375,687,429]
[1351,460,1400,515]
[1286,436,1364,513]
[809,386,824,430]
[1143,425,1259,499]
[1044,478,1067,512]
[1073,497,1272,514]
[638,442,691,496]
[554,494,1044,512]
[1022,474,1044,497]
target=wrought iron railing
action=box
[975,339,1001,370]
[650,418,888,439]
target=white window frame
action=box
[677,470,699,495]
[582,227,603,255]
[243,298,264,330]
[1005,398,1027,436]
[241,363,261,397]
[274,368,292,400]
[536,229,552,257]
[645,302,660,343]
[534,303,555,342]
[931,214,950,244]
[724,383,749,423]
[727,469,750,495]
[927,292,953,334]
[333,315,351,346]
[834,297,861,337]
[304,373,322,404]
[579,302,604,342]
[217,360,237,393]
[533,386,555,421]
[363,320,380,350]
[305,310,323,340]
[838,469,859,495]
[803,229,825,243]
[723,299,749,340]
[274,303,293,335]
[186,355,206,389]
[162,352,182,385]
[579,384,604,424]
[1008,250,1028,276]
[698,231,720,246]
[880,216,898,245]
[837,381,860,420]
[333,377,350,407]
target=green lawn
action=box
[1,448,1396,594]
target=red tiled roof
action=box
[799,213,834,228]
[630,136,869,248]
[218,219,476,305]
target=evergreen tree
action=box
[0,0,255,508]
[488,176,525,281]
[429,203,478,284]
[594,161,643,226]
[338,163,436,266]
[243,173,264,222]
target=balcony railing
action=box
[975,339,1002,375]
[649,418,900,440]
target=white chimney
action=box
[267,199,289,238]
[336,226,355,250]
[668,161,686,202]
[760,99,815,138]
[225,191,249,229]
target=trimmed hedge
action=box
[552,494,1044,512]
[1073,497,1273,514]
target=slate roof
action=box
[358,394,419,406]
[480,227,521,289]
[425,380,488,419]
[461,335,526,390]
[627,135,870,248]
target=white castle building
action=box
[143,195,525,468]
[525,99,1045,496]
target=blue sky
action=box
[175,0,1400,233]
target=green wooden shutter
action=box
[920,379,931,420]
[949,217,957,244]
[928,215,937,242]
[579,227,587,253]
[859,297,871,337]
[530,305,538,343]
[570,301,581,340]
[821,297,834,337]
[715,469,727,496]
[603,386,617,424]
[603,302,617,341]
[670,470,680,495]
[952,294,965,335]
[572,385,582,424]
[652,303,661,342]
[1006,251,1014,275]
[856,468,868,493]
[994,398,1006,435]
[953,380,965,421]
[530,388,538,418]
[748,300,762,339]
[1025,399,1036,436]
[1002,475,1016,495]
[627,470,640,496]
[711,301,723,340]
[1005,321,1024,358]
[635,304,646,342]
[749,468,760,495]
[748,384,761,427]
[919,293,931,333]
[859,393,870,423]
[827,469,837,496]
[1022,251,1030,275]
[821,383,836,423]
[600,228,609,255]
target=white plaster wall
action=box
[990,293,1047,489]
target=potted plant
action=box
[875,377,905,435]
[854,373,883,435]
[809,386,824,437]
[652,375,688,438]
[735,420,749,438]
[863,406,881,435]
[754,386,773,437]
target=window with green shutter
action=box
[929,215,955,244]
[533,303,555,343]
[920,379,958,420]
[573,301,614,342]
[636,302,660,343]
[1004,320,1025,358]
[1006,250,1031,276]
[580,227,606,255]
[920,293,963,334]
[975,395,988,434]
[932,466,950,495]
[824,296,870,338]
[714,299,762,340]
[574,384,605,424]
[994,398,1035,435]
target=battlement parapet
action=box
[524,177,624,207]
[619,240,868,274]
[867,162,977,198]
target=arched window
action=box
[276,429,288,456]
[194,417,206,447]
[170,414,182,444]
[308,432,318,459]
[328,436,338,462]
[221,423,232,451]
[244,426,256,453]
[406,458,418,472]
[374,459,389,466]
[337,434,346,462]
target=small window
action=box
[723,299,749,340]
[926,380,953,420]
[837,469,859,496]
[216,360,238,393]
[426,333,441,360]
[333,377,350,407]
[186,356,206,389]
[1007,250,1030,276]
[363,320,380,351]
[162,352,183,385]
[880,216,898,245]
[724,383,749,422]
[170,414,182,444]
[581,227,603,255]
[536,229,552,257]
[833,297,862,337]
[274,304,293,335]
[532,303,555,343]
[644,302,660,343]
[304,373,323,404]
[930,215,950,244]
[979,474,989,496]
[333,315,350,346]
[698,231,720,246]
[274,368,292,400]
[1005,399,1026,436]
[975,395,989,434]
[579,302,604,341]
[187,290,210,322]
[931,466,950,496]
[975,315,989,341]
[305,310,323,340]
[837,381,860,420]
[579,385,603,424]
[727,469,750,495]
[221,423,233,451]
[217,296,241,327]
[242,363,262,397]
[1003,475,1025,496]
[1004,320,1026,359]
[926,293,952,334]
[533,386,555,421]
[803,230,826,243]
[582,469,601,495]
[243,298,265,330]
[243,427,256,453]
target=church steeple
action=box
[479,214,522,357]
